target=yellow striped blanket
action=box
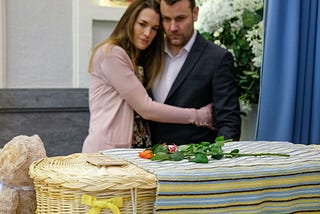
[102,141,320,213]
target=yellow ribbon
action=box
[81,194,123,214]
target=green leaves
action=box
[169,151,185,161]
[151,152,170,161]
[141,136,290,163]
[199,5,264,106]
[224,149,240,158]
[242,9,261,28]
[152,144,167,153]
[149,136,233,163]
[190,153,209,163]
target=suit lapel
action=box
[165,33,207,102]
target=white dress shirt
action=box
[152,31,197,103]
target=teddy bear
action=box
[0,135,47,214]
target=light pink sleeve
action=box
[101,46,209,124]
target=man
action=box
[150,0,241,145]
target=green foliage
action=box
[200,7,264,106]
[169,151,184,161]
[144,136,289,163]
[190,153,209,163]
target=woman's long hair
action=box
[89,0,164,89]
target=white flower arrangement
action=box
[196,0,264,113]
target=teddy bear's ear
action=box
[0,141,28,181]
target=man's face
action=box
[160,0,198,52]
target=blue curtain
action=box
[256,0,320,144]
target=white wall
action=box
[0,0,7,87]
[92,20,117,47]
[6,0,73,88]
[0,0,125,88]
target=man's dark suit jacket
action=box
[150,32,241,145]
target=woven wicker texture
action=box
[29,153,156,214]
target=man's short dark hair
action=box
[162,0,196,10]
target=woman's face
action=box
[133,8,160,50]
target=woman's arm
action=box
[100,46,211,125]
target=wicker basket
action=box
[29,153,157,214]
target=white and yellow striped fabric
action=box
[102,141,320,213]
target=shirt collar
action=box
[165,30,197,56]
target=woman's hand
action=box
[194,103,216,130]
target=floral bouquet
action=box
[196,0,264,113]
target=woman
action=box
[82,0,212,153]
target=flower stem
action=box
[224,153,290,157]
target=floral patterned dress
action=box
[131,66,152,148]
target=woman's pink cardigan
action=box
[82,44,201,153]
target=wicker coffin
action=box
[29,153,156,214]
